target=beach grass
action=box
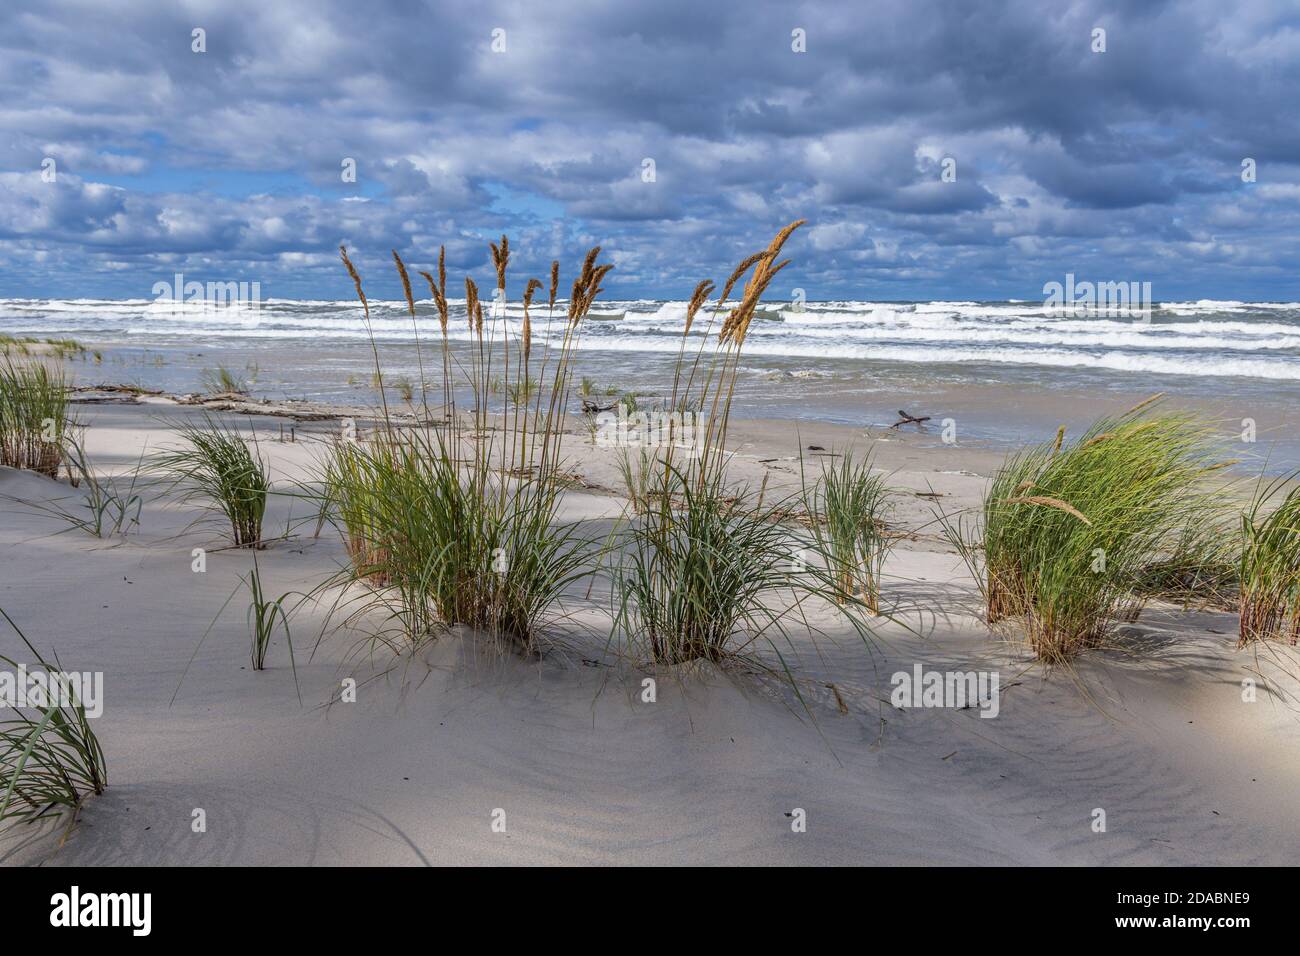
[0,608,107,827]
[1134,516,1239,610]
[244,553,294,670]
[156,415,269,547]
[0,357,71,478]
[390,375,415,402]
[0,335,87,360]
[199,362,257,395]
[616,446,659,515]
[946,398,1231,662]
[320,239,609,652]
[803,447,894,613]
[14,431,145,538]
[1239,473,1300,645]
[607,221,874,670]
[578,376,618,399]
[613,457,849,667]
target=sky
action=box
[1,0,1298,302]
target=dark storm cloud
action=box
[0,0,1298,299]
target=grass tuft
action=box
[803,448,894,613]
[199,362,257,395]
[945,401,1232,662]
[613,458,852,666]
[607,220,874,675]
[0,358,71,477]
[320,241,610,653]
[156,415,269,547]
[1239,474,1300,646]
[11,431,145,538]
[0,608,107,828]
[244,553,294,670]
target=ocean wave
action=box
[10,296,1300,382]
[568,336,1300,380]
[774,309,1300,338]
[747,323,1300,351]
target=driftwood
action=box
[69,395,142,405]
[581,398,618,414]
[70,384,164,396]
[889,409,931,429]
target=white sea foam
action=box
[572,336,1300,380]
[8,296,1300,382]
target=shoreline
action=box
[64,375,1290,483]
[17,326,1294,470]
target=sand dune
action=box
[2,401,1297,866]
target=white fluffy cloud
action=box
[0,0,1297,299]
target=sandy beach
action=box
[8,0,1300,925]
[3,389,1297,866]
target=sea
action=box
[4,296,1298,466]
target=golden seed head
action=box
[719,221,804,344]
[523,277,543,311]
[1003,494,1092,525]
[392,250,415,317]
[684,279,714,336]
[490,234,510,291]
[339,245,369,320]
[464,277,479,331]
[565,249,612,327]
[1125,392,1165,416]
[418,270,447,334]
[718,252,764,307]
